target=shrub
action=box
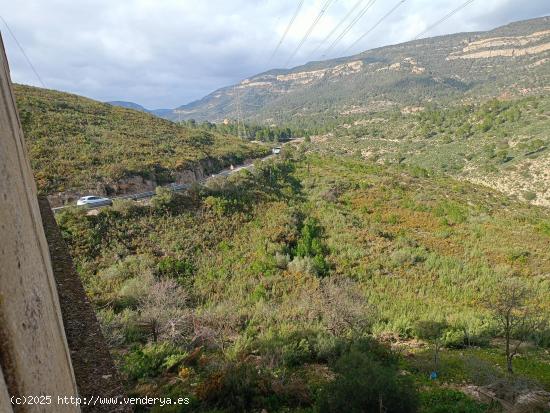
[274,252,290,270]
[157,256,195,283]
[196,362,273,412]
[122,342,186,381]
[288,256,316,275]
[313,334,344,363]
[443,329,466,348]
[151,186,180,212]
[316,349,418,413]
[295,218,325,258]
[118,276,152,308]
[111,199,144,217]
[289,216,330,276]
[282,338,314,367]
[204,195,234,216]
[97,308,126,346]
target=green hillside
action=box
[309,94,550,207]
[169,16,550,124]
[57,150,550,412]
[14,84,268,195]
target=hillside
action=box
[307,94,550,207]
[167,16,550,124]
[57,151,550,412]
[14,85,268,203]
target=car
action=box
[76,195,113,208]
[272,147,281,155]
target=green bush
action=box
[282,338,314,367]
[157,256,195,283]
[316,349,418,413]
[443,329,467,349]
[293,217,329,276]
[122,343,186,381]
[151,186,177,211]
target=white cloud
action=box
[0,0,548,107]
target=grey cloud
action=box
[0,0,548,108]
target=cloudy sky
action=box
[1,0,548,108]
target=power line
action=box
[344,0,407,55]
[234,86,242,139]
[0,15,46,88]
[238,89,248,140]
[309,0,366,58]
[269,0,305,64]
[285,0,336,67]
[414,0,476,40]
[233,85,249,140]
[322,0,376,58]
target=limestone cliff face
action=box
[447,29,550,60]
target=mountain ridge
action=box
[161,16,549,124]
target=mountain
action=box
[107,100,173,117]
[165,16,550,125]
[14,84,268,204]
[106,100,149,112]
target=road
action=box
[52,153,277,213]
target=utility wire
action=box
[269,0,305,64]
[309,0,366,58]
[0,15,46,88]
[285,0,336,67]
[344,0,406,55]
[322,0,376,58]
[413,0,476,40]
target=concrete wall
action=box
[0,33,80,412]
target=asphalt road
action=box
[52,153,277,213]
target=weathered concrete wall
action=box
[38,196,131,413]
[0,34,80,411]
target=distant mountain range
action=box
[132,16,548,125]
[106,100,149,111]
[106,100,172,117]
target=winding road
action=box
[51,153,278,213]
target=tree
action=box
[317,347,418,413]
[486,279,543,374]
[414,320,448,374]
[139,279,190,343]
[192,303,242,353]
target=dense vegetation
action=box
[308,95,550,206]
[14,85,268,194]
[178,119,305,143]
[57,148,550,412]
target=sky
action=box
[0,0,548,109]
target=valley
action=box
[7,11,550,413]
[55,150,550,412]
